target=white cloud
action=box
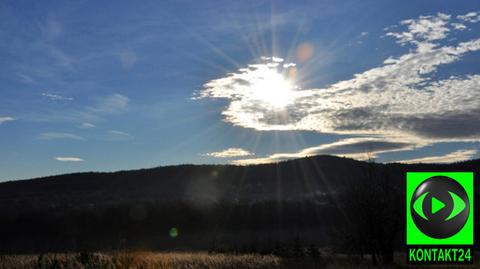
[386,13,451,45]
[0,116,15,125]
[197,11,480,158]
[451,23,467,31]
[233,137,418,165]
[395,149,477,164]
[42,92,73,101]
[458,12,480,23]
[109,130,130,136]
[204,148,254,158]
[78,122,96,128]
[55,156,84,162]
[283,63,296,68]
[39,132,85,140]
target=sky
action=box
[1,0,480,181]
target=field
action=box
[0,251,407,269]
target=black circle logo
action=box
[410,176,469,238]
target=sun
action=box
[250,68,296,109]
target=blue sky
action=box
[1,0,480,180]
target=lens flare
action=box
[169,227,178,238]
[296,42,314,62]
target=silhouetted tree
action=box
[339,159,404,264]
[307,243,321,260]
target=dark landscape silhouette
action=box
[1,155,479,266]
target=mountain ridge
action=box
[1,155,478,211]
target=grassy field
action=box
[5,251,480,268]
[0,251,408,269]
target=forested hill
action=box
[1,155,479,253]
[0,155,478,211]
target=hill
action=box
[0,155,478,253]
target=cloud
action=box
[451,23,467,31]
[42,92,73,101]
[233,138,417,165]
[204,148,254,158]
[385,13,451,45]
[90,94,129,114]
[106,130,133,140]
[39,132,85,140]
[119,51,137,68]
[0,116,15,125]
[55,156,84,162]
[457,12,480,23]
[395,149,477,164]
[78,122,96,128]
[18,74,35,84]
[195,56,304,130]
[197,12,480,157]
[16,93,130,124]
[42,43,76,69]
[109,130,130,136]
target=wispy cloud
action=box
[197,11,480,159]
[78,122,96,128]
[17,93,130,124]
[39,132,85,140]
[47,45,75,68]
[90,94,130,114]
[106,130,133,140]
[204,148,254,158]
[11,16,76,90]
[17,74,35,84]
[119,50,137,68]
[42,92,73,101]
[39,16,63,40]
[233,138,417,165]
[55,156,84,162]
[396,149,477,164]
[0,116,15,125]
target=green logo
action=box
[406,172,473,245]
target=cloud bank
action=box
[396,149,477,164]
[198,12,480,163]
[232,138,417,165]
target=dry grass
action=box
[0,252,294,269]
[0,251,420,269]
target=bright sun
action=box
[250,69,296,109]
